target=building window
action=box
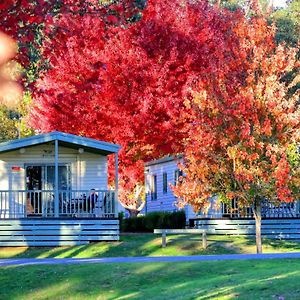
[174,169,183,186]
[150,175,157,200]
[163,172,168,194]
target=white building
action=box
[144,155,198,221]
[144,155,299,223]
[0,131,121,246]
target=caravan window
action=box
[163,172,168,194]
[25,165,71,191]
[150,175,157,201]
[174,169,183,186]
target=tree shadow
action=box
[1,234,233,259]
[1,258,300,299]
[2,234,300,260]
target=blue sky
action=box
[273,0,287,7]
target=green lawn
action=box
[1,259,300,299]
[0,234,300,259]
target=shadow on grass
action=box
[0,234,238,259]
[1,258,300,299]
[237,235,300,253]
[1,234,300,260]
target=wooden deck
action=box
[0,218,119,246]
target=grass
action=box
[1,259,300,299]
[0,234,300,259]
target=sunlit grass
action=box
[0,234,300,259]
[0,247,28,258]
[1,259,300,299]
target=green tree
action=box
[271,0,300,46]
[0,92,34,142]
[0,106,19,142]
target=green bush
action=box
[118,212,124,231]
[121,210,186,232]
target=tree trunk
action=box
[253,198,262,254]
[127,209,139,218]
[120,186,146,218]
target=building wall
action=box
[144,157,300,222]
[144,158,198,220]
[0,143,108,218]
[76,151,108,190]
[0,144,108,190]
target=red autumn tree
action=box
[30,0,248,216]
[0,0,145,84]
[173,16,300,253]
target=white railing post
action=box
[54,139,59,217]
[98,191,101,218]
[114,153,119,218]
[8,189,12,218]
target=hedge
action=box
[120,210,186,232]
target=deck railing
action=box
[0,190,116,219]
[221,199,299,218]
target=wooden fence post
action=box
[202,231,207,249]
[162,231,167,248]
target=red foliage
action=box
[172,16,300,211]
[13,0,298,216]
[29,0,248,207]
[0,0,144,69]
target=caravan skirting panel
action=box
[0,218,119,246]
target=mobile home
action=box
[0,131,121,246]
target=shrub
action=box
[118,212,124,231]
[121,210,186,232]
[122,215,144,232]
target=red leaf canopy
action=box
[29,0,248,204]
